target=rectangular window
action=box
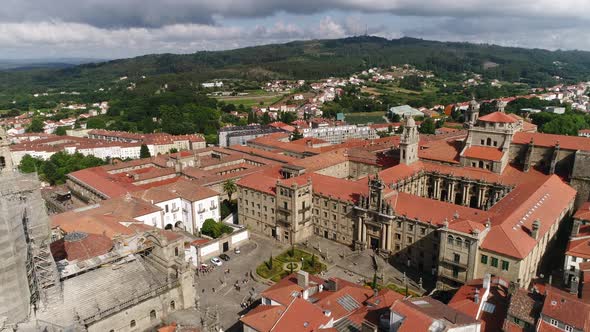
[407,236,413,244]
[452,267,459,278]
[408,224,414,231]
[491,257,498,268]
[395,233,401,240]
[550,319,558,327]
[565,325,572,332]
[501,260,510,271]
[481,255,488,264]
[420,227,426,235]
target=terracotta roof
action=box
[261,273,326,306]
[482,175,577,259]
[462,146,504,162]
[505,288,543,326]
[448,277,510,332]
[240,304,285,332]
[50,232,113,262]
[513,132,590,151]
[394,192,489,226]
[575,202,590,221]
[539,286,590,331]
[478,112,518,123]
[566,236,590,259]
[391,297,479,331]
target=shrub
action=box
[201,218,233,239]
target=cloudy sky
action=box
[0,0,589,60]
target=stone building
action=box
[237,107,580,289]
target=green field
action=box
[345,111,387,125]
[215,90,285,108]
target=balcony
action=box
[210,204,218,210]
[277,217,291,225]
[277,206,292,214]
[197,207,207,213]
[441,257,469,269]
[171,206,180,212]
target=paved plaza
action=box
[164,233,425,331]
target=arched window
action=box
[456,237,463,247]
[130,320,136,328]
[164,224,173,230]
[464,239,470,248]
[486,137,492,146]
[447,235,454,244]
[150,309,157,320]
[170,300,176,310]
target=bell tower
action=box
[399,115,419,165]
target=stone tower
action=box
[0,172,60,324]
[465,98,480,126]
[275,178,313,244]
[0,127,13,173]
[399,115,419,165]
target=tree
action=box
[290,128,303,141]
[223,179,237,201]
[261,112,271,125]
[201,218,218,238]
[140,144,151,158]
[86,117,107,129]
[169,148,178,154]
[54,126,68,136]
[27,117,44,133]
[269,254,273,269]
[418,117,436,135]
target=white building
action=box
[133,179,220,235]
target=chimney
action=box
[326,278,338,292]
[571,276,580,296]
[483,273,491,290]
[532,219,541,240]
[297,270,309,289]
[474,288,480,304]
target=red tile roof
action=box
[449,277,510,332]
[539,286,590,332]
[513,132,590,151]
[50,233,113,262]
[574,202,590,221]
[478,112,518,123]
[462,146,504,162]
[566,237,590,259]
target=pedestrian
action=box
[202,288,205,293]
[212,287,215,293]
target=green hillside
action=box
[2,36,590,98]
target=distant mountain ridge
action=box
[1,36,590,94]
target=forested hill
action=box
[3,36,590,94]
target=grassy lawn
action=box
[256,248,326,282]
[216,90,286,108]
[345,111,387,125]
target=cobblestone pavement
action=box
[165,233,288,331]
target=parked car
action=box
[210,257,223,266]
[234,247,241,254]
[220,253,231,261]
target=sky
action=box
[0,1,589,60]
